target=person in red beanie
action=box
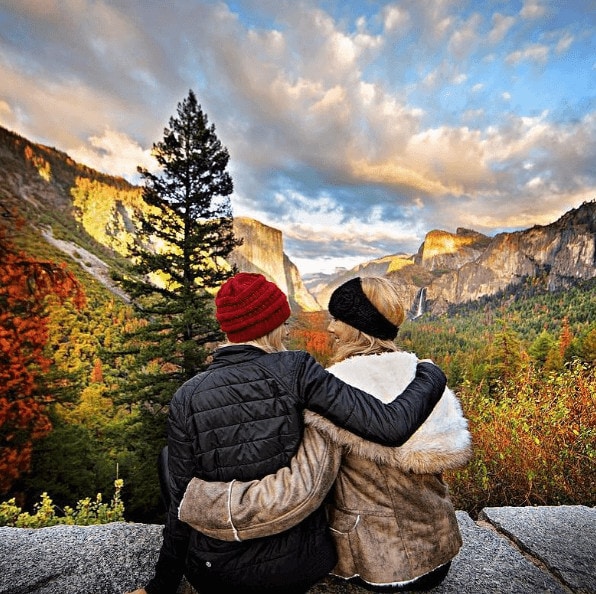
[126,272,447,594]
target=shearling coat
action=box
[179,351,471,589]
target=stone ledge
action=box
[0,506,593,594]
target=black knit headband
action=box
[328,277,398,340]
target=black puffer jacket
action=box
[145,345,446,594]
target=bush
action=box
[447,361,595,516]
[0,479,125,527]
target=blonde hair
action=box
[330,277,405,364]
[223,323,288,353]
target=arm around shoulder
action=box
[384,361,447,442]
[301,355,446,447]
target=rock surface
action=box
[479,505,595,594]
[0,506,593,594]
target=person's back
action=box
[174,346,306,482]
[168,344,337,593]
[317,349,469,588]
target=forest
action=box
[1,106,594,527]
[291,279,596,516]
[1,214,595,524]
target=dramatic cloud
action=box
[0,0,594,274]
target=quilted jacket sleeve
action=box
[299,359,446,447]
[145,394,193,594]
[178,424,341,541]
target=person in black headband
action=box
[326,276,402,365]
[328,276,398,341]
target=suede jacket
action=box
[145,346,447,594]
[179,351,471,589]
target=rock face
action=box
[307,254,423,311]
[479,506,596,594]
[1,506,593,594]
[230,217,320,311]
[231,217,289,293]
[307,201,596,315]
[283,253,321,312]
[426,202,596,312]
[414,228,491,271]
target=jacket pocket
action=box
[328,507,360,535]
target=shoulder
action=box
[328,351,417,376]
[327,351,419,403]
[259,349,313,370]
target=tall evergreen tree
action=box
[113,92,239,516]
[122,89,238,389]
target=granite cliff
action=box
[425,202,596,314]
[230,217,320,311]
[0,126,317,311]
[306,201,595,315]
[1,506,594,594]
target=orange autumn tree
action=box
[0,225,85,492]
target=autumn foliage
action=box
[0,225,85,492]
[448,360,595,515]
[290,303,596,516]
[288,311,334,367]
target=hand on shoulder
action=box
[124,590,147,594]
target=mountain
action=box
[304,253,421,314]
[425,205,596,314]
[0,126,317,310]
[414,228,492,270]
[1,125,594,318]
[230,217,320,311]
[306,202,595,315]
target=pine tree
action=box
[120,90,239,390]
[485,323,525,394]
[113,92,240,515]
[529,330,555,367]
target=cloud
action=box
[0,99,14,123]
[279,204,426,274]
[520,1,546,19]
[0,0,593,276]
[382,5,409,32]
[488,13,516,44]
[506,43,550,65]
[555,33,574,54]
[69,128,157,182]
[448,13,481,59]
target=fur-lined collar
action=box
[305,352,472,474]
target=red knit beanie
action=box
[215,272,291,342]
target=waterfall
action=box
[410,287,427,319]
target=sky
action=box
[0,1,594,276]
